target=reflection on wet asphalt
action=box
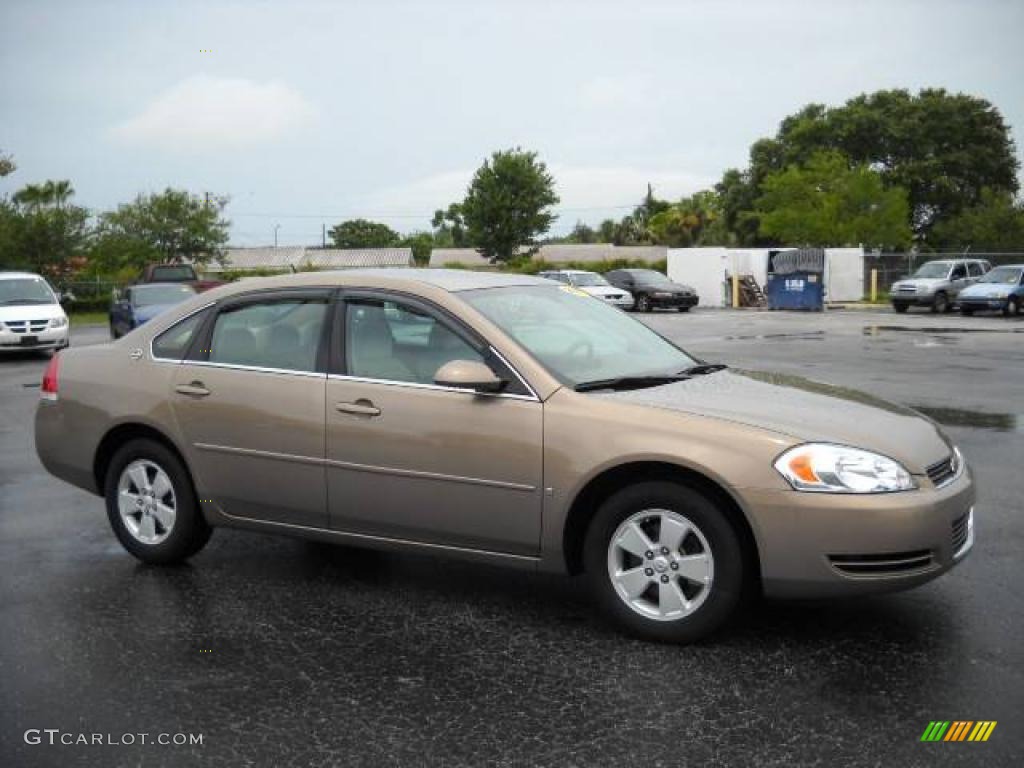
[2,318,1023,767]
[911,405,1020,432]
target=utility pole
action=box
[274,224,280,248]
[322,223,326,249]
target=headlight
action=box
[774,443,916,493]
[49,316,68,328]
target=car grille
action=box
[604,294,625,301]
[828,550,934,576]
[926,455,957,488]
[896,286,917,293]
[951,513,970,554]
[3,320,49,334]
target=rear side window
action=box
[209,298,327,372]
[152,309,209,360]
[968,262,983,277]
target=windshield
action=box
[132,284,196,307]
[461,285,697,386]
[631,270,674,286]
[978,266,1023,285]
[150,265,195,281]
[0,277,57,305]
[571,272,609,287]
[912,262,952,279]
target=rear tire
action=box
[961,307,974,316]
[677,306,691,313]
[583,481,745,643]
[893,302,908,314]
[104,438,212,564]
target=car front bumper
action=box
[959,297,1009,311]
[891,292,936,306]
[0,326,69,351]
[649,294,699,309]
[746,469,975,598]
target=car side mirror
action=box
[434,359,507,393]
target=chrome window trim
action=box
[327,372,538,402]
[148,301,217,363]
[187,360,326,378]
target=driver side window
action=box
[951,265,967,280]
[345,298,485,385]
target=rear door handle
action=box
[175,382,211,397]
[335,400,380,417]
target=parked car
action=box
[35,270,974,643]
[140,263,224,293]
[957,264,1024,316]
[109,283,197,339]
[890,259,991,313]
[605,268,699,312]
[0,271,70,354]
[537,269,633,308]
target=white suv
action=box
[0,272,70,353]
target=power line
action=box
[228,204,638,219]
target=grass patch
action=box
[70,311,108,326]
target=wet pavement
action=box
[2,311,1023,767]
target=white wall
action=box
[669,247,864,306]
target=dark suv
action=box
[605,269,699,312]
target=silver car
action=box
[890,259,991,313]
[537,270,633,308]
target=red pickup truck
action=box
[140,263,224,293]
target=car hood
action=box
[959,282,1013,298]
[893,277,945,290]
[581,285,630,298]
[600,369,952,473]
[0,303,65,322]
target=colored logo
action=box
[921,721,997,742]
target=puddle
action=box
[725,331,826,341]
[909,405,1020,432]
[864,325,1024,335]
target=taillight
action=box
[41,354,60,401]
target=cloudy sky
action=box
[2,0,1022,245]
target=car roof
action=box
[197,268,553,299]
[989,263,1024,269]
[0,271,49,280]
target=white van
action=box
[0,271,70,353]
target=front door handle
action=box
[175,382,211,397]
[335,400,380,417]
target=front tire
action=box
[583,481,745,643]
[1006,297,1020,317]
[104,438,212,564]
[635,295,652,313]
[932,292,949,313]
[893,302,908,314]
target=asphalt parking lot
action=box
[2,309,1022,767]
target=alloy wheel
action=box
[117,459,176,545]
[606,508,714,622]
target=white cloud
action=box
[112,75,317,151]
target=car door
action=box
[325,291,543,556]
[169,289,331,528]
[948,263,968,296]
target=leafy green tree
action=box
[328,218,401,249]
[431,203,469,247]
[565,221,598,244]
[401,231,434,266]
[460,148,559,263]
[755,151,912,248]
[0,150,15,178]
[929,189,1024,251]
[1,181,90,278]
[97,188,229,269]
[597,218,617,243]
[732,89,1019,242]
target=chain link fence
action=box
[865,252,1024,295]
